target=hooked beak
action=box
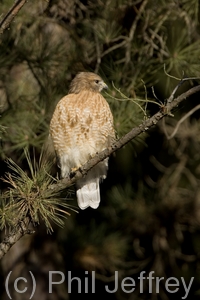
[100,81,108,91]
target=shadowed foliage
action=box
[1,0,200,299]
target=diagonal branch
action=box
[0,216,33,259]
[0,0,27,35]
[1,84,200,259]
[49,84,200,192]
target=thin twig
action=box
[101,40,127,58]
[164,103,200,140]
[0,0,27,35]
[125,0,148,64]
[94,27,101,73]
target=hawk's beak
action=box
[101,81,108,90]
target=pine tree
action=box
[0,1,200,299]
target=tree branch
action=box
[0,0,27,35]
[0,217,33,259]
[163,103,200,140]
[0,84,199,259]
[125,0,148,64]
[49,84,200,192]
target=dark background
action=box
[1,0,200,299]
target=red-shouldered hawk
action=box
[50,72,115,209]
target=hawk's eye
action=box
[94,80,99,84]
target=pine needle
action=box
[1,149,77,233]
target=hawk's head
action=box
[69,72,108,94]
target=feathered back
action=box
[50,71,114,209]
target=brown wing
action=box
[50,90,115,169]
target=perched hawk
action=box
[50,72,115,209]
